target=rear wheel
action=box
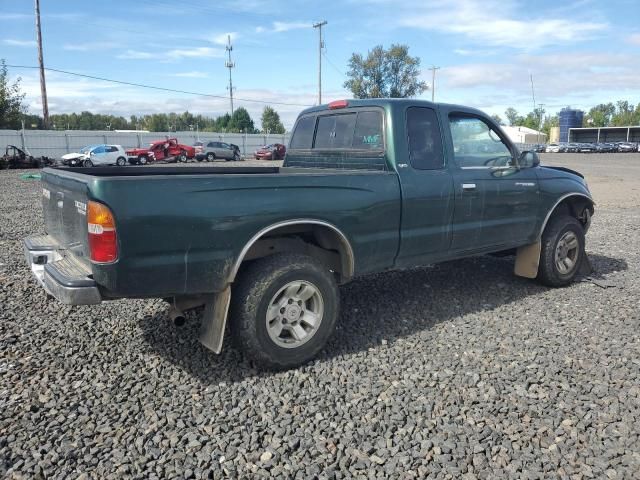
[138,155,147,165]
[230,253,339,370]
[206,152,215,162]
[537,215,585,287]
[116,157,126,166]
[178,150,188,163]
[83,159,93,167]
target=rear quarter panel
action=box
[89,170,401,298]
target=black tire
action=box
[179,150,188,163]
[116,157,126,166]
[233,152,240,161]
[206,152,215,162]
[83,159,93,167]
[138,155,147,165]
[230,253,339,370]
[537,215,585,287]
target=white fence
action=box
[0,130,291,159]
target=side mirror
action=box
[518,150,540,168]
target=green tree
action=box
[490,114,503,125]
[229,107,256,133]
[0,60,27,129]
[344,44,427,99]
[504,107,520,126]
[585,103,615,127]
[261,106,285,134]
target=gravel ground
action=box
[1,154,639,479]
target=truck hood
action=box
[540,165,584,179]
[61,152,88,161]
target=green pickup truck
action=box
[24,99,594,369]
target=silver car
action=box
[198,141,240,162]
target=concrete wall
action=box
[0,130,290,159]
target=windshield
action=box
[79,145,96,154]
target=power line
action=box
[6,64,313,107]
[322,51,344,77]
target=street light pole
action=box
[429,65,441,102]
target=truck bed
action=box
[39,166,401,298]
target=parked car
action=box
[255,143,286,160]
[61,145,128,167]
[617,142,637,153]
[577,143,597,153]
[25,98,594,370]
[126,138,196,164]
[532,144,546,153]
[1,145,53,169]
[595,143,616,153]
[196,141,241,162]
[545,143,561,153]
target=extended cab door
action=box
[395,105,455,267]
[444,111,539,252]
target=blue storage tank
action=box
[559,107,584,143]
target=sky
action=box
[2,0,639,129]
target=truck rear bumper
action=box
[24,234,102,305]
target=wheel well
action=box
[544,195,594,233]
[232,223,354,284]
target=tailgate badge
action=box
[75,201,87,215]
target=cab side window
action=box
[407,107,444,170]
[449,116,512,168]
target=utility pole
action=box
[537,103,545,144]
[225,35,235,116]
[429,65,441,102]
[34,0,49,129]
[312,21,327,105]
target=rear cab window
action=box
[287,107,385,170]
[406,107,444,170]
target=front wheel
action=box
[83,159,93,167]
[138,155,148,165]
[537,215,585,287]
[116,157,126,166]
[178,151,188,163]
[230,253,339,370]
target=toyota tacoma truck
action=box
[24,99,594,369]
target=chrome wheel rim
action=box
[266,281,324,349]
[555,231,579,275]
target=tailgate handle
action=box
[462,183,476,191]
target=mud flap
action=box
[514,241,541,279]
[578,251,592,276]
[198,287,231,354]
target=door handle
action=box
[462,183,476,191]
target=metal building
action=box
[569,126,640,143]
[559,107,584,143]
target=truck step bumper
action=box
[23,234,102,305]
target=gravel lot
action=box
[1,154,639,479]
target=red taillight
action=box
[87,201,118,263]
[328,99,348,109]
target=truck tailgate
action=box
[41,169,92,265]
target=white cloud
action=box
[169,71,209,78]
[254,21,310,34]
[3,39,37,47]
[167,47,224,59]
[365,0,607,50]
[116,49,157,60]
[207,32,238,45]
[63,42,120,52]
[116,47,224,60]
[627,33,640,45]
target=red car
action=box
[254,143,286,160]
[126,138,196,165]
